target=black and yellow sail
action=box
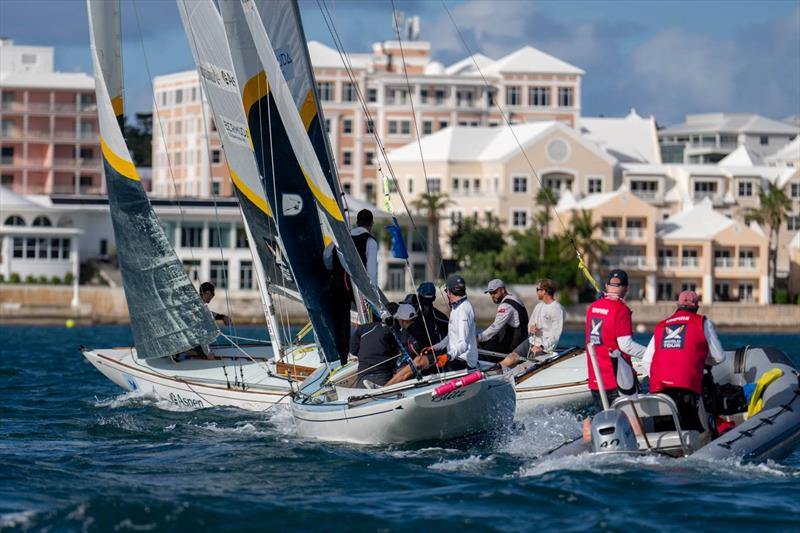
[87,0,218,359]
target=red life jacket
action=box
[649,309,708,394]
[585,297,632,390]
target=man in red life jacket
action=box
[585,270,647,409]
[642,290,725,431]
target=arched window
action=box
[57,216,74,227]
[3,215,25,226]
[32,215,52,227]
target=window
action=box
[512,210,528,228]
[558,87,573,107]
[450,211,463,225]
[181,223,203,248]
[1,146,14,163]
[788,215,800,231]
[407,178,413,194]
[791,183,800,199]
[342,150,352,166]
[435,89,446,104]
[760,135,769,146]
[438,120,448,130]
[506,86,520,106]
[37,237,48,259]
[342,182,352,194]
[512,176,528,193]
[174,151,182,166]
[681,282,697,292]
[388,120,411,135]
[401,121,411,135]
[738,181,754,197]
[21,53,37,65]
[210,260,228,289]
[32,216,52,227]
[174,120,182,135]
[175,89,183,104]
[472,178,481,193]
[239,260,253,290]
[367,88,377,103]
[738,283,754,301]
[657,282,673,301]
[364,151,375,167]
[342,119,353,135]
[317,82,333,101]
[387,263,405,291]
[424,177,440,193]
[529,86,550,106]
[324,119,331,133]
[365,183,375,203]
[693,180,717,198]
[25,238,35,258]
[209,223,230,248]
[183,260,201,282]
[452,177,460,193]
[342,82,356,102]
[212,150,221,164]
[191,87,197,102]
[4,215,25,226]
[235,225,248,248]
[162,221,176,246]
[1,175,13,187]
[388,120,398,135]
[12,238,23,258]
[160,91,167,107]
[588,178,603,194]
[365,119,374,134]
[423,120,433,135]
[212,181,221,196]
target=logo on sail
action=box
[275,48,295,81]
[219,116,250,148]
[282,194,303,216]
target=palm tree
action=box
[535,187,559,260]
[753,183,791,297]
[561,209,608,286]
[411,192,453,281]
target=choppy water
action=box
[1,325,799,532]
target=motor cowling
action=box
[591,410,639,453]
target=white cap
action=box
[394,303,418,321]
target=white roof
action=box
[388,121,610,164]
[789,231,800,250]
[765,136,800,163]
[660,113,800,136]
[482,46,584,75]
[555,187,629,214]
[658,198,734,240]
[0,186,48,210]
[580,109,661,164]
[444,53,494,76]
[424,61,445,75]
[307,41,371,70]
[718,145,764,166]
[0,70,94,90]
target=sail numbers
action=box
[199,61,238,93]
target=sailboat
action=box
[81,0,324,411]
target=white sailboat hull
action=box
[82,344,322,411]
[512,350,592,415]
[291,365,517,444]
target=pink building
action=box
[0,39,102,196]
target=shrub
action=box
[774,289,789,304]
[25,274,36,284]
[558,291,574,307]
[37,275,48,285]
[0,274,4,283]
[64,272,74,284]
[9,273,20,284]
[51,276,62,285]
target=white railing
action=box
[714,257,734,268]
[658,257,679,268]
[738,257,757,269]
[603,228,620,239]
[606,256,650,269]
[626,228,644,240]
[681,257,700,268]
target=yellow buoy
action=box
[65,319,76,328]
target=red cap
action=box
[678,290,699,307]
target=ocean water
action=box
[1,325,799,532]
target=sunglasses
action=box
[536,287,544,292]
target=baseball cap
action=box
[484,279,506,293]
[417,281,436,301]
[445,274,467,296]
[677,290,700,307]
[394,303,418,321]
[606,269,629,287]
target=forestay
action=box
[231,0,389,314]
[87,0,218,360]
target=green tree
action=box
[123,112,153,167]
[535,187,559,260]
[753,183,791,297]
[562,209,608,287]
[411,192,453,281]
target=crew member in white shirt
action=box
[500,278,565,367]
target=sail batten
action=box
[88,0,219,360]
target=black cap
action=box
[356,209,373,227]
[417,281,436,301]
[606,269,629,287]
[445,274,467,296]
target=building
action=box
[386,121,617,255]
[658,113,799,164]
[151,37,584,203]
[579,109,662,164]
[0,39,102,196]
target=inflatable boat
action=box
[545,346,800,462]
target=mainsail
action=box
[87,0,218,359]
[176,0,299,327]
[225,0,389,313]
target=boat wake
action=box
[428,454,496,473]
[93,388,158,409]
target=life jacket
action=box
[649,309,708,394]
[351,229,376,268]
[493,296,529,353]
[585,297,632,390]
[353,322,398,383]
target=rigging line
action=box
[131,0,195,264]
[439,0,592,270]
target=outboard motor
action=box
[591,410,639,453]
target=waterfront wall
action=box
[1,285,799,330]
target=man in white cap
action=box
[477,278,529,355]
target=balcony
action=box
[681,257,700,269]
[738,257,757,269]
[605,256,650,269]
[626,228,644,240]
[602,228,620,240]
[658,257,679,268]
[0,101,25,112]
[714,257,734,269]
[632,190,658,200]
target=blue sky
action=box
[1,0,798,125]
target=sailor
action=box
[477,279,529,354]
[585,270,647,408]
[323,243,354,365]
[642,290,725,431]
[350,209,378,286]
[350,303,402,388]
[406,281,449,346]
[383,304,430,387]
[432,274,479,371]
[500,278,565,368]
[199,281,231,326]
